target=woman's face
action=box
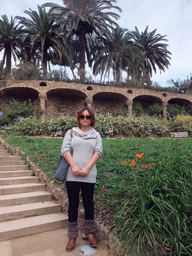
[79,110,92,128]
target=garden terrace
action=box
[0,80,192,120]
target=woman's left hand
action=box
[79,167,89,176]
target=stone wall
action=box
[0,80,192,119]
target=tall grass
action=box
[3,136,192,255]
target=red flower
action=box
[129,160,136,166]
[121,160,127,165]
[136,152,144,159]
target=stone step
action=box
[0,213,68,241]
[0,176,39,185]
[0,201,62,222]
[0,148,12,151]
[0,144,68,244]
[0,170,33,178]
[0,155,22,160]
[0,183,45,195]
[0,191,52,206]
[0,160,25,165]
[0,153,12,157]
[0,165,29,171]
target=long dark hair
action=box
[77,107,95,128]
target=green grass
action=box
[3,136,192,255]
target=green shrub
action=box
[167,103,192,120]
[101,106,128,117]
[2,114,169,138]
[12,62,41,80]
[0,99,43,126]
[48,68,68,81]
[167,115,192,134]
[2,115,77,136]
[133,102,162,117]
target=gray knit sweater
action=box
[61,127,103,183]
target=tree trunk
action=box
[42,49,47,80]
[5,47,12,78]
[79,31,86,84]
[115,65,121,84]
[115,64,121,85]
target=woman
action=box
[61,107,103,252]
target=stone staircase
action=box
[0,144,68,241]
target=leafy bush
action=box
[48,68,68,81]
[2,115,77,136]
[167,115,192,134]
[12,62,41,80]
[0,99,43,126]
[167,103,192,120]
[101,106,128,117]
[96,115,168,137]
[1,114,169,138]
[133,102,162,117]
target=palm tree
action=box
[48,35,79,80]
[42,0,121,83]
[0,15,24,77]
[131,26,171,86]
[16,5,67,80]
[91,27,142,84]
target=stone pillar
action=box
[85,95,93,110]
[127,99,133,116]
[39,93,47,121]
[162,101,167,120]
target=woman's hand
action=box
[71,165,81,176]
[78,167,89,176]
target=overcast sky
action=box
[1,0,192,87]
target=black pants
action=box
[66,181,95,222]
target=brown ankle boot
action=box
[87,234,98,248]
[66,238,76,252]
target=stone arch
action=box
[133,95,163,116]
[93,92,128,115]
[168,98,192,105]
[0,87,39,110]
[167,98,192,118]
[46,88,87,117]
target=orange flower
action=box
[121,160,127,165]
[149,163,153,168]
[129,160,136,166]
[136,152,144,159]
[142,164,147,169]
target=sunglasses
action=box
[80,115,91,120]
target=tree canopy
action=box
[0,1,172,85]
